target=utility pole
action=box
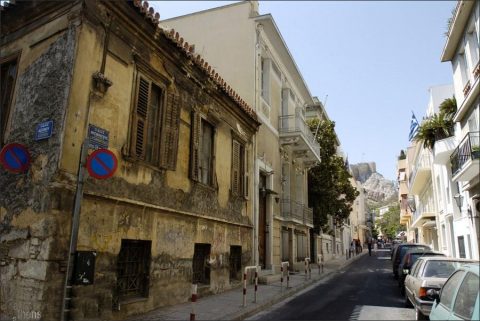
[61,137,89,321]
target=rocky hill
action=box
[350,162,397,207]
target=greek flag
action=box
[409,112,419,141]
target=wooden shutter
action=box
[160,92,180,169]
[232,140,241,195]
[243,147,249,198]
[190,111,201,181]
[132,76,151,159]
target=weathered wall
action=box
[0,24,77,320]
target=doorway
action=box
[259,173,267,269]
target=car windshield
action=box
[399,246,429,258]
[423,261,462,278]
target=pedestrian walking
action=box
[367,238,372,256]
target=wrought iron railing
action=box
[278,107,320,159]
[408,150,432,187]
[450,131,480,176]
[280,198,313,225]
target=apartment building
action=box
[162,1,321,272]
[441,0,479,259]
[0,1,259,319]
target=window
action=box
[231,138,246,197]
[0,56,18,146]
[296,232,307,260]
[229,245,242,281]
[116,239,151,299]
[281,228,289,261]
[453,272,479,320]
[130,73,180,169]
[440,271,465,309]
[190,113,216,186]
[192,243,211,284]
[458,236,466,258]
[261,57,270,103]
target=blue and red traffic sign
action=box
[0,143,31,173]
[86,149,117,180]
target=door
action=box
[259,174,267,268]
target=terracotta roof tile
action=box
[130,0,257,121]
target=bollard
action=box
[242,266,258,307]
[190,284,197,321]
[280,261,290,290]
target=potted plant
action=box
[472,145,480,159]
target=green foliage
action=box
[375,204,405,240]
[414,96,456,149]
[307,118,359,234]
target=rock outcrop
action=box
[350,162,397,206]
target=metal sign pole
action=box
[61,137,89,321]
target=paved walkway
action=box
[126,251,367,321]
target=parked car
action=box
[404,257,476,320]
[398,249,446,295]
[428,262,479,320]
[391,243,431,279]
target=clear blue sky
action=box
[152,1,456,180]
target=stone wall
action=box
[0,27,77,320]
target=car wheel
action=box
[404,292,412,308]
[415,307,428,320]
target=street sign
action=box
[35,120,53,141]
[0,143,31,173]
[86,148,117,179]
[88,124,109,150]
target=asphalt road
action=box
[248,249,416,320]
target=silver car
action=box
[404,257,476,320]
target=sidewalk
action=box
[126,251,367,321]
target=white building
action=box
[441,0,479,260]
[161,1,322,272]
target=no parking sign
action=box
[0,143,31,173]
[86,149,117,179]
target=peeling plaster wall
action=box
[0,26,77,320]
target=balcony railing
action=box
[280,198,313,226]
[408,150,432,187]
[279,107,320,160]
[450,131,480,176]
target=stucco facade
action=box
[0,1,259,320]
[162,1,321,273]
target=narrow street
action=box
[248,250,415,320]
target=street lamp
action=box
[453,193,463,209]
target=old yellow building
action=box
[0,1,260,320]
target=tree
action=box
[376,204,405,240]
[414,96,456,149]
[307,118,359,234]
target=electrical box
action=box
[73,251,96,285]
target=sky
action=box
[151,1,456,181]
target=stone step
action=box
[258,273,281,284]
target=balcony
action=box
[279,107,321,163]
[433,136,456,164]
[451,131,480,182]
[409,150,432,194]
[280,198,313,227]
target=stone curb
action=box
[222,252,368,320]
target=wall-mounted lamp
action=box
[275,197,280,204]
[453,193,463,209]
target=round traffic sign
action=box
[86,149,118,180]
[0,143,31,173]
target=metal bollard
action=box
[242,266,258,307]
[190,284,197,321]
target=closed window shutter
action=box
[132,76,151,159]
[232,140,241,195]
[190,111,201,181]
[243,148,249,198]
[160,92,180,169]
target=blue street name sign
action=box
[35,120,53,141]
[88,124,109,150]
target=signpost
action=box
[35,120,53,141]
[0,143,31,173]
[86,149,118,180]
[88,124,109,150]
